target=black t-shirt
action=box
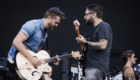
[84,22,113,73]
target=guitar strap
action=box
[89,22,103,41]
[46,38,49,50]
[84,22,103,52]
[45,38,50,55]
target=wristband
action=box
[85,41,88,46]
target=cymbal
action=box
[110,49,122,57]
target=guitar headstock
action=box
[71,51,81,59]
[73,20,80,31]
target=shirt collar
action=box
[40,18,44,30]
[40,18,48,38]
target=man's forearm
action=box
[13,40,33,60]
[86,39,107,50]
[87,41,102,50]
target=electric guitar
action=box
[73,20,87,79]
[16,50,80,80]
[73,20,86,65]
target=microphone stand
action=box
[77,59,81,80]
[77,59,85,80]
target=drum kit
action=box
[105,65,122,80]
[70,49,140,80]
[107,64,140,80]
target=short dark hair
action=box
[86,4,103,18]
[44,7,65,19]
[122,50,134,65]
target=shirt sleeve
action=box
[20,22,36,39]
[98,24,111,40]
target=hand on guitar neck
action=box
[76,35,86,45]
[52,55,61,65]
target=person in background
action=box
[122,50,139,80]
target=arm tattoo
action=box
[99,39,107,44]
[125,73,134,80]
[88,39,108,50]
[87,39,108,50]
[88,42,102,50]
[93,43,101,49]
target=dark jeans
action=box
[85,67,105,80]
[7,61,21,80]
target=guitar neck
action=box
[76,30,83,53]
[76,30,80,38]
[44,54,72,63]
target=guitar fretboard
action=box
[45,54,72,63]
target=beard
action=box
[86,16,94,25]
[48,23,55,30]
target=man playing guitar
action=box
[75,4,113,80]
[7,7,65,80]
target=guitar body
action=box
[16,50,52,80]
[80,45,88,65]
